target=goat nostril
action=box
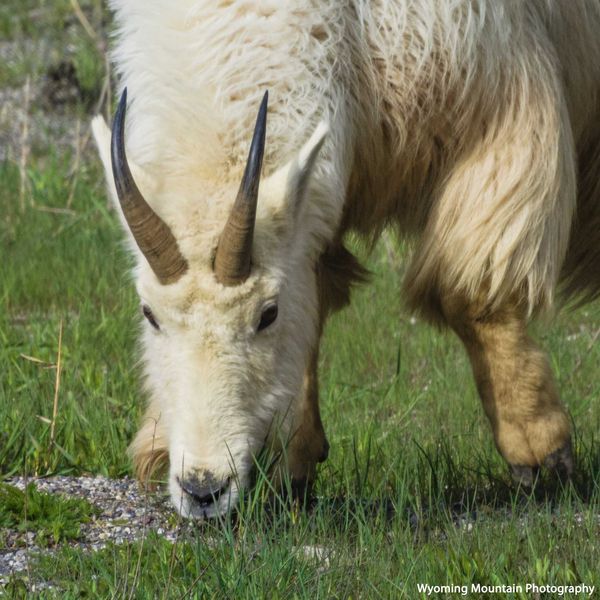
[178,477,230,507]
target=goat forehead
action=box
[172,211,287,272]
[138,267,279,317]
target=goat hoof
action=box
[289,477,317,509]
[510,464,539,487]
[543,439,573,481]
[317,438,330,463]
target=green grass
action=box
[2,151,599,598]
[12,505,597,598]
[0,483,99,547]
[1,2,599,597]
[1,157,138,479]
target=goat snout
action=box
[178,474,230,508]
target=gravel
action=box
[0,476,183,586]
[0,476,340,591]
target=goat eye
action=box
[258,303,278,332]
[142,305,160,330]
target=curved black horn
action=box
[111,88,188,284]
[214,91,268,286]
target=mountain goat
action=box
[92,0,600,518]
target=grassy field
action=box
[1,2,599,598]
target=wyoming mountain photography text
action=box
[417,583,596,597]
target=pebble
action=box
[0,475,183,587]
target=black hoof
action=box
[317,438,330,463]
[510,464,539,487]
[543,439,573,481]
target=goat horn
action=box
[111,88,188,285]
[214,91,268,286]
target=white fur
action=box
[94,0,600,517]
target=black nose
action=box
[178,475,230,507]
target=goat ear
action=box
[91,114,155,220]
[91,114,157,262]
[261,121,329,222]
[286,121,329,217]
[91,115,118,206]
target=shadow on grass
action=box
[191,432,600,545]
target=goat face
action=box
[94,91,329,517]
